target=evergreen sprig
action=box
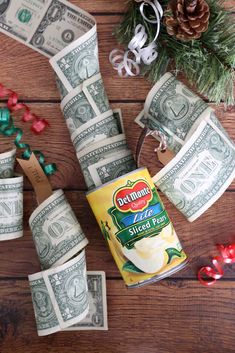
[115,0,235,105]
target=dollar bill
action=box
[0,148,16,179]
[135,72,212,153]
[67,271,108,331]
[88,151,137,187]
[113,108,124,134]
[28,271,60,336]
[29,250,89,335]
[77,134,129,189]
[29,189,88,270]
[0,175,23,241]
[0,0,96,58]
[0,0,50,45]
[153,117,235,222]
[61,73,111,134]
[55,74,68,100]
[71,110,119,153]
[82,73,110,116]
[50,24,98,89]
[61,84,97,134]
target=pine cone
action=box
[164,0,210,40]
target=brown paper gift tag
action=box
[17,153,53,204]
[157,149,175,166]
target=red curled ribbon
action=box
[0,83,48,134]
[198,244,235,286]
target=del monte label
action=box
[86,168,187,287]
[113,180,152,212]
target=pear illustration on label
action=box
[123,237,166,273]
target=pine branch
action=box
[114,0,235,106]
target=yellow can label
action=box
[87,168,187,287]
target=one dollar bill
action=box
[71,110,119,153]
[67,271,108,331]
[77,134,129,190]
[61,74,110,134]
[88,150,137,187]
[29,250,89,336]
[135,72,212,153]
[29,189,88,270]
[0,175,23,241]
[0,148,16,179]
[0,0,96,58]
[153,117,235,222]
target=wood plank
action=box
[0,15,152,101]
[72,0,234,13]
[0,103,234,191]
[0,14,233,102]
[0,279,235,353]
[0,190,234,279]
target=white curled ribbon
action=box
[109,0,163,77]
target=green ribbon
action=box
[0,107,57,176]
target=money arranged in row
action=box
[51,30,137,189]
[136,72,235,221]
[0,0,135,334]
[29,189,108,335]
[0,0,137,189]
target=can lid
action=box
[86,167,148,196]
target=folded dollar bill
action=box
[28,188,108,335]
[0,148,16,179]
[29,189,88,269]
[153,117,235,221]
[136,72,235,221]
[0,175,23,240]
[0,0,136,189]
[29,250,89,336]
[77,134,129,190]
[66,271,108,331]
[88,150,137,187]
[135,72,212,153]
[71,110,119,153]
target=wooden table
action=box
[0,1,234,352]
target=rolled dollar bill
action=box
[71,110,119,153]
[76,134,129,190]
[135,72,212,153]
[29,189,88,270]
[153,117,235,222]
[135,72,235,221]
[0,175,23,240]
[88,150,137,187]
[0,148,16,179]
[29,250,89,336]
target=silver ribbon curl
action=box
[136,125,167,168]
[109,0,163,77]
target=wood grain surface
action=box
[0,1,234,353]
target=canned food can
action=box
[86,168,188,287]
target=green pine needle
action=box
[115,0,235,106]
